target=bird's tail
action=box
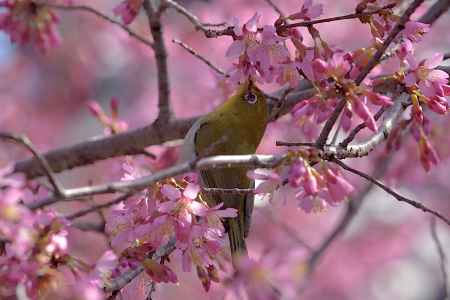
[227,217,248,268]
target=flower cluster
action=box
[0,168,67,298]
[390,20,449,171]
[226,4,397,139]
[249,152,354,213]
[105,162,237,290]
[0,0,60,52]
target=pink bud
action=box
[428,96,448,114]
[365,90,393,106]
[87,101,103,118]
[303,169,318,195]
[110,97,119,117]
[419,135,439,171]
[352,97,378,132]
[312,58,328,74]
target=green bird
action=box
[181,81,269,265]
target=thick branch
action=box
[419,0,450,25]
[28,154,285,209]
[326,93,409,158]
[13,83,314,179]
[143,0,172,123]
[13,118,195,178]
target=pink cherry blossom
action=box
[288,0,324,21]
[0,0,61,52]
[350,95,378,132]
[323,167,354,204]
[143,258,178,283]
[402,21,430,43]
[113,0,143,25]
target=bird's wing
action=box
[193,120,253,238]
[179,117,205,163]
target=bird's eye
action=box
[245,91,257,104]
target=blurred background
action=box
[0,0,449,299]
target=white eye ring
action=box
[245,92,257,104]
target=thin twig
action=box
[172,39,227,76]
[65,193,132,220]
[262,209,313,251]
[0,133,66,197]
[202,187,254,195]
[325,93,409,159]
[20,95,406,210]
[333,159,450,226]
[28,154,286,209]
[339,106,387,147]
[281,4,396,29]
[263,0,285,17]
[299,155,390,293]
[315,0,424,148]
[315,99,346,148]
[143,0,172,123]
[12,80,317,179]
[355,0,425,85]
[430,217,449,299]
[164,0,234,38]
[42,3,154,49]
[275,141,317,147]
[104,238,176,293]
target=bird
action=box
[181,80,269,266]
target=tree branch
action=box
[281,4,396,29]
[430,217,449,299]
[12,82,315,179]
[339,106,387,148]
[13,118,195,178]
[333,159,450,226]
[104,238,176,293]
[143,0,172,123]
[0,133,66,197]
[65,193,132,220]
[355,0,425,85]
[315,0,423,148]
[163,0,234,38]
[419,0,450,25]
[263,0,285,17]
[28,154,285,209]
[172,39,226,76]
[327,93,409,158]
[42,2,154,49]
[299,155,390,293]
